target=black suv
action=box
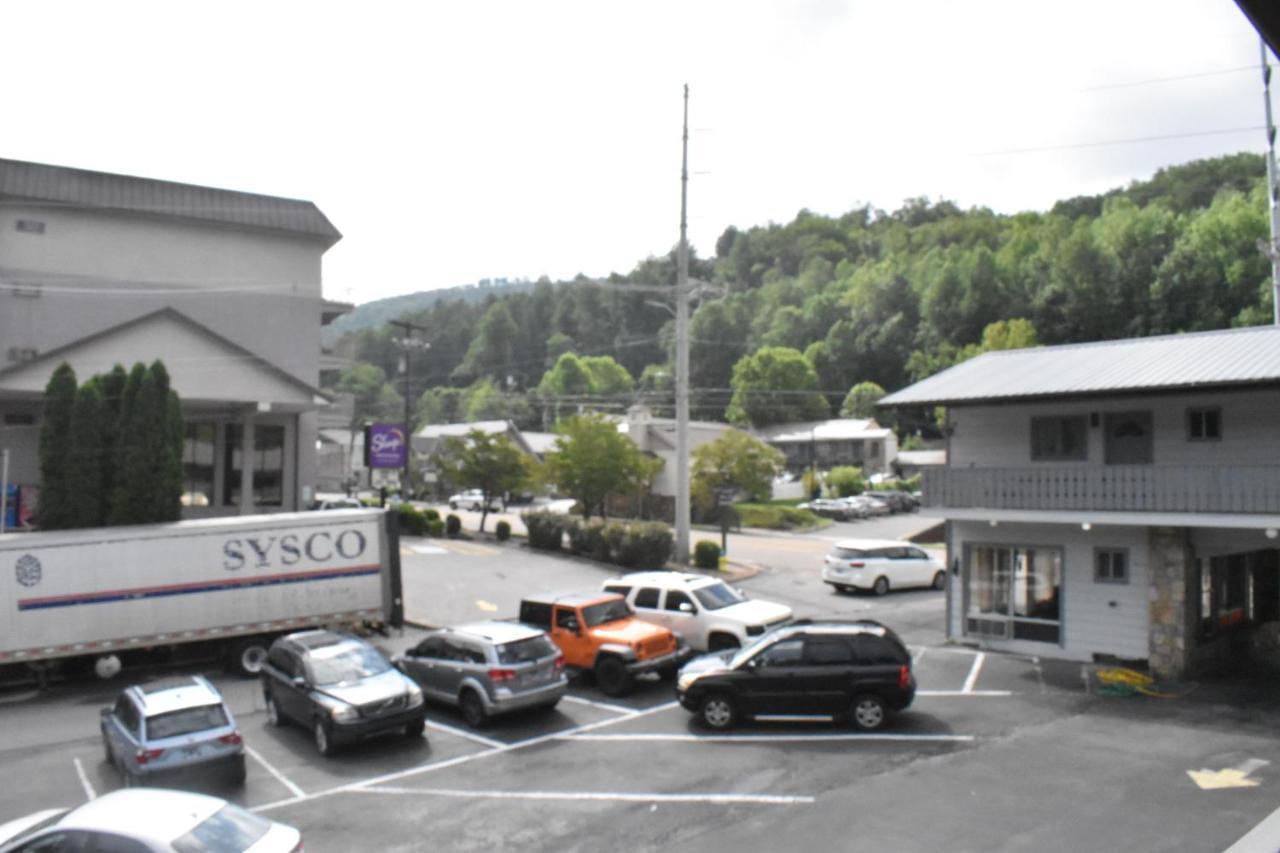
[675,620,915,731]
[261,630,427,755]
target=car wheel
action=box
[932,571,946,591]
[230,637,270,678]
[594,656,632,697]
[314,719,335,756]
[228,755,247,786]
[460,690,488,728]
[700,693,737,730]
[872,576,890,596]
[708,634,741,652]
[404,717,426,739]
[265,693,284,727]
[449,501,458,510]
[850,694,887,731]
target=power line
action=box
[972,126,1266,157]
[1072,64,1262,92]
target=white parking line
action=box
[917,689,1012,697]
[561,732,976,743]
[562,695,638,715]
[245,744,305,799]
[72,757,97,801]
[359,785,815,805]
[426,719,506,750]
[252,701,681,814]
[911,647,927,666]
[962,652,986,693]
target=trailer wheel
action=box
[230,638,270,677]
[93,655,122,681]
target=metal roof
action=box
[753,418,892,444]
[0,157,341,248]
[879,325,1280,407]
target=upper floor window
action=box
[1030,416,1087,461]
[1095,548,1129,584]
[1187,407,1221,441]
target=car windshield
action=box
[831,547,868,560]
[496,635,558,664]
[172,803,273,853]
[146,703,230,739]
[582,599,632,626]
[729,631,783,668]
[692,582,745,610]
[5,811,70,846]
[307,644,392,686]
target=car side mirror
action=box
[291,675,307,688]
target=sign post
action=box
[715,487,736,557]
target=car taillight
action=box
[219,731,243,746]
[898,664,911,689]
[290,842,304,853]
[553,654,565,671]
[135,747,165,765]
[488,668,516,683]
[848,561,864,568]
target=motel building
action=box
[880,326,1280,679]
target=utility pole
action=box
[674,83,692,565]
[1261,39,1280,325]
[390,319,429,497]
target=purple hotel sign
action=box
[366,423,408,469]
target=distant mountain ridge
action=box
[323,278,536,345]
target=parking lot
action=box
[5,530,1280,851]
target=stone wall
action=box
[1148,526,1194,679]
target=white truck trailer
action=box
[0,508,403,682]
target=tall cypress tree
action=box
[64,381,108,528]
[37,363,78,529]
[98,364,128,513]
[147,361,184,522]
[108,363,150,526]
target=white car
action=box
[0,788,301,852]
[448,489,502,511]
[822,538,945,595]
[602,571,792,652]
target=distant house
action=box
[880,325,1280,679]
[618,406,732,498]
[753,418,898,477]
[0,158,346,519]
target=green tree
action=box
[691,429,785,507]
[840,381,887,419]
[581,356,635,396]
[725,346,829,428]
[434,430,529,533]
[37,363,78,529]
[826,465,865,497]
[336,363,403,469]
[453,301,519,383]
[545,413,659,520]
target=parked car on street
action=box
[0,788,301,852]
[864,490,918,513]
[822,539,946,595]
[260,630,426,756]
[800,498,857,521]
[603,571,792,652]
[847,495,891,517]
[309,495,364,510]
[448,489,503,511]
[394,621,568,728]
[675,619,916,731]
[518,591,693,696]
[100,675,245,787]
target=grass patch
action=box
[734,503,823,530]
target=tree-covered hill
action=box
[335,152,1271,433]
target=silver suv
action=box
[99,675,245,787]
[394,621,567,728]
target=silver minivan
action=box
[100,675,245,787]
[394,621,567,728]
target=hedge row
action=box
[733,503,823,530]
[396,504,442,536]
[522,511,673,569]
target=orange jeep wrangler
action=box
[519,592,692,696]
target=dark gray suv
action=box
[394,621,567,728]
[260,630,426,755]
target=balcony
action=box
[922,465,1280,515]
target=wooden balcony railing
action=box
[921,465,1280,514]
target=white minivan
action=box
[822,539,945,595]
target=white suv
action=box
[602,572,792,652]
[822,538,945,596]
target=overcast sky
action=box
[1,1,1271,305]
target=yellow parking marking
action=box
[439,541,499,556]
